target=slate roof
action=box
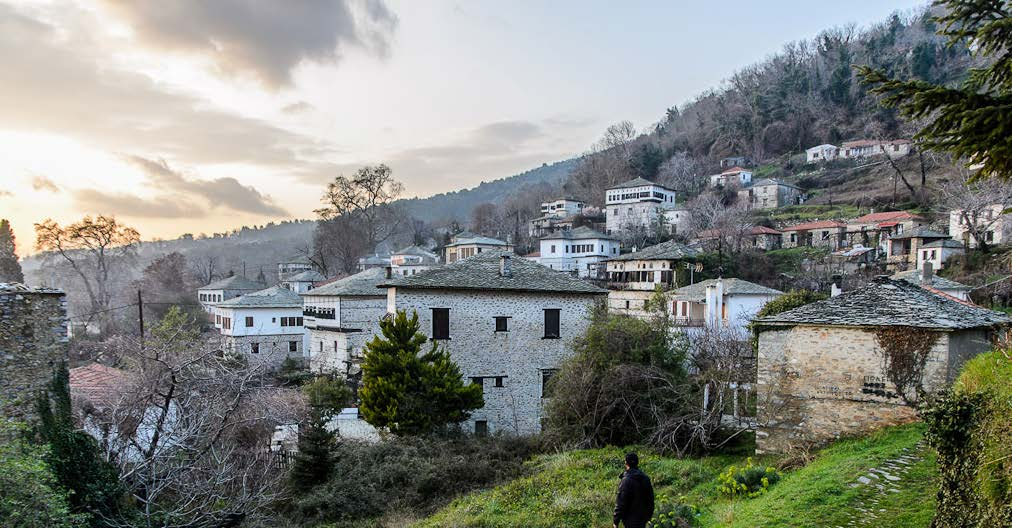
[892,270,971,292]
[216,286,303,308]
[673,278,782,302]
[379,250,607,295]
[606,240,701,262]
[302,267,389,297]
[540,226,617,241]
[198,275,265,291]
[757,278,1008,330]
[888,228,950,240]
[607,177,673,191]
[393,245,438,259]
[921,239,964,249]
[285,270,326,282]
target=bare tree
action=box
[567,122,638,204]
[470,202,500,236]
[937,168,1012,252]
[191,255,218,286]
[686,193,753,260]
[656,151,702,194]
[314,164,404,251]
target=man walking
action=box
[613,452,655,528]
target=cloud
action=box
[125,156,289,216]
[282,101,315,114]
[31,175,60,193]
[0,190,12,198]
[72,189,204,218]
[96,0,398,88]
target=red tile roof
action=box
[70,363,131,406]
[782,220,846,231]
[851,211,925,224]
[750,226,782,235]
[721,166,748,174]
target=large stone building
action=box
[738,179,804,210]
[302,267,388,375]
[754,278,1008,454]
[533,226,620,278]
[605,177,677,235]
[214,286,307,368]
[846,211,927,251]
[781,220,847,250]
[604,240,701,319]
[380,251,607,435]
[0,283,68,419]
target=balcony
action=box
[303,307,336,320]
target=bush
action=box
[717,457,781,498]
[0,421,84,528]
[650,495,700,527]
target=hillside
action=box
[413,424,935,528]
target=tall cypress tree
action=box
[289,376,353,491]
[0,218,24,283]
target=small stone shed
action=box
[753,278,1009,454]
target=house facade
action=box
[738,179,804,210]
[805,144,839,163]
[846,211,927,251]
[278,257,313,282]
[540,198,585,218]
[605,177,677,235]
[380,252,607,435]
[661,207,692,235]
[916,239,965,271]
[949,204,1012,248]
[443,232,513,263]
[754,278,1008,454]
[281,269,325,294]
[884,228,951,271]
[302,267,388,375]
[390,245,439,277]
[694,226,782,252]
[534,226,620,278]
[709,167,753,188]
[670,278,782,335]
[781,220,847,250]
[0,283,68,420]
[197,275,265,315]
[604,240,701,318]
[839,139,912,159]
[214,286,307,368]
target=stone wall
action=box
[388,287,603,435]
[756,325,952,454]
[307,296,386,375]
[223,333,304,370]
[0,288,68,419]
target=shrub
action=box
[0,420,84,528]
[717,457,781,498]
[649,494,700,527]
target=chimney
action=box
[704,279,724,329]
[921,261,934,285]
[384,266,392,279]
[831,283,842,297]
[499,254,512,277]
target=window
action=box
[551,244,556,254]
[544,309,560,339]
[494,316,509,332]
[625,300,630,309]
[474,420,488,437]
[494,376,504,388]
[289,341,298,353]
[432,308,450,339]
[245,316,254,327]
[470,376,484,388]
[541,369,559,398]
[215,314,221,324]
[250,342,259,354]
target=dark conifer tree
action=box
[0,218,24,283]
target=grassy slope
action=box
[415,424,936,528]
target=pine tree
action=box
[359,310,483,436]
[857,0,1012,179]
[35,363,125,527]
[0,219,24,283]
[289,376,353,491]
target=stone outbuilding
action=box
[754,278,1009,454]
[380,251,607,436]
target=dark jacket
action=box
[613,467,655,528]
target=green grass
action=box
[414,424,936,528]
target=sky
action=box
[0,0,926,254]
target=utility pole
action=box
[137,289,145,338]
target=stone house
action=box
[533,226,620,278]
[781,220,847,250]
[661,207,692,235]
[670,278,782,335]
[694,226,782,252]
[720,156,752,169]
[805,144,839,163]
[278,257,314,282]
[390,245,439,277]
[884,228,951,271]
[380,251,607,435]
[949,203,1012,248]
[709,167,753,188]
[540,198,585,218]
[738,179,804,210]
[197,275,265,315]
[605,177,678,235]
[443,232,513,263]
[302,267,388,375]
[214,286,307,368]
[838,139,912,159]
[604,240,701,319]
[280,269,325,294]
[754,278,1008,454]
[0,283,68,419]
[845,211,927,251]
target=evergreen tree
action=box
[857,0,1012,179]
[0,218,24,283]
[359,311,483,436]
[289,376,353,491]
[35,363,125,527]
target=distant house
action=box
[390,245,439,277]
[949,204,1012,248]
[670,278,782,335]
[278,257,313,282]
[380,251,607,435]
[214,286,307,368]
[539,198,585,218]
[357,254,391,271]
[604,240,701,318]
[693,226,782,251]
[805,144,839,164]
[709,167,753,188]
[884,228,951,271]
[720,156,752,169]
[838,139,912,160]
[605,177,678,235]
[846,211,927,250]
[280,269,325,294]
[197,275,265,316]
[830,245,877,272]
[738,179,804,210]
[892,265,971,301]
[533,226,620,278]
[755,277,1008,453]
[916,239,965,271]
[781,220,847,250]
[661,207,692,235]
[302,267,388,375]
[443,232,513,263]
[529,205,605,239]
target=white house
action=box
[443,232,514,263]
[197,275,265,316]
[605,177,677,235]
[390,245,439,276]
[916,239,965,272]
[805,144,839,164]
[281,269,325,294]
[709,167,753,188]
[838,139,912,159]
[604,240,701,318]
[278,257,313,282]
[214,286,307,368]
[892,265,971,302]
[302,267,389,375]
[540,198,585,218]
[380,251,607,435]
[949,204,1012,248]
[671,278,783,335]
[534,226,620,278]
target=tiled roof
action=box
[285,270,326,282]
[751,226,782,235]
[921,239,964,249]
[70,363,130,406]
[606,177,672,190]
[888,228,950,240]
[198,275,265,291]
[757,278,1008,330]
[217,286,303,308]
[673,278,782,302]
[606,240,701,262]
[540,226,617,241]
[851,211,925,224]
[380,250,607,295]
[806,144,838,151]
[892,270,971,292]
[782,220,846,231]
[302,267,389,297]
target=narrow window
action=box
[296,317,303,326]
[470,376,484,388]
[250,342,259,354]
[541,369,558,398]
[289,341,297,353]
[494,376,504,388]
[432,308,450,339]
[245,316,254,327]
[494,316,509,332]
[544,309,561,339]
[474,420,488,437]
